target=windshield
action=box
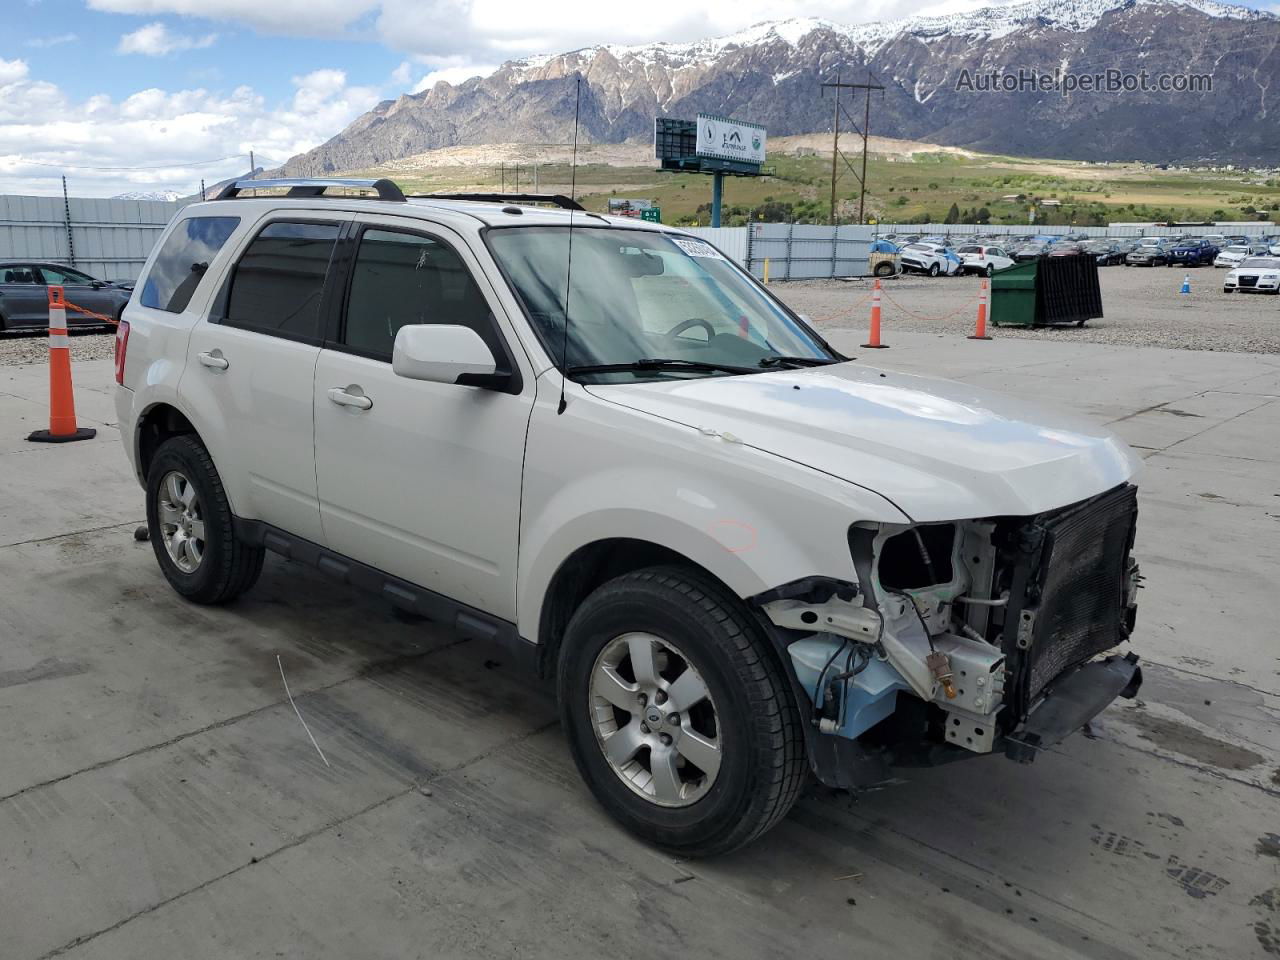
[486,226,837,380]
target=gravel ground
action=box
[773,265,1280,353]
[0,327,116,367]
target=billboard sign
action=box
[696,114,766,166]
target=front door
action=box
[312,220,533,619]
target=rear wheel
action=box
[985,263,995,277]
[558,566,805,857]
[928,262,940,277]
[145,435,264,604]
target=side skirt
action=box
[233,518,540,674]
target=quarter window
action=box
[141,215,240,313]
[342,228,497,359]
[226,221,339,341]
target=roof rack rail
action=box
[413,192,584,211]
[214,177,406,202]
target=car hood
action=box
[586,364,1139,522]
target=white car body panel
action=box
[1223,261,1280,293]
[584,364,1138,524]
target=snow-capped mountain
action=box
[280,0,1280,173]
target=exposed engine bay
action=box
[757,484,1143,781]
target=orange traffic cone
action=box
[968,278,992,340]
[27,285,96,443]
[862,278,888,349]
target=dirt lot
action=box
[774,265,1280,354]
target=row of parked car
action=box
[877,232,1280,281]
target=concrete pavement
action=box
[1,337,1277,959]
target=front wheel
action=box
[558,566,805,857]
[928,262,940,277]
[985,263,995,277]
[145,435,264,604]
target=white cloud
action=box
[0,58,29,85]
[86,0,990,63]
[389,60,413,86]
[412,63,498,91]
[0,67,383,196]
[25,33,79,48]
[118,22,218,56]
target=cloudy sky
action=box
[1,0,1275,196]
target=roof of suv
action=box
[186,179,669,233]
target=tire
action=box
[928,262,940,277]
[985,263,995,277]
[557,565,805,857]
[145,434,264,604]
[873,261,894,277]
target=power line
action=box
[821,72,884,226]
[8,154,247,172]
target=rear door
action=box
[180,214,350,544]
[0,264,48,327]
[312,217,534,619]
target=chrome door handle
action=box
[327,386,372,411]
[197,350,228,370]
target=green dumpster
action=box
[990,256,1103,328]
[990,260,1038,327]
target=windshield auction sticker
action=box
[671,238,725,260]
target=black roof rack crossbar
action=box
[214,177,406,202]
[412,192,585,211]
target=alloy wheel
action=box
[156,470,206,574]
[589,632,722,807]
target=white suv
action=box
[115,178,1144,856]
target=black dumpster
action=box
[992,255,1103,328]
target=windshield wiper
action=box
[757,355,840,369]
[566,358,759,377]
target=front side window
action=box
[342,228,497,359]
[487,227,836,381]
[226,221,339,341]
[38,266,95,285]
[141,216,239,313]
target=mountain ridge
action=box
[279,0,1280,174]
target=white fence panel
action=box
[0,194,182,282]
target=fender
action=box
[516,389,911,643]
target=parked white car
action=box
[115,178,1144,856]
[1213,245,1253,268]
[955,244,1014,276]
[899,241,962,276]
[1223,256,1280,294]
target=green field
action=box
[354,145,1280,228]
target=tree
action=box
[975,206,991,223]
[944,202,960,224]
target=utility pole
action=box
[61,176,75,266]
[249,150,254,176]
[201,179,206,201]
[820,73,885,225]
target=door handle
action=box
[197,350,229,371]
[327,386,373,411]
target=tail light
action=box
[114,320,130,385]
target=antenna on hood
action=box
[557,75,582,416]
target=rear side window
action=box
[341,228,498,359]
[226,221,339,342]
[141,216,239,313]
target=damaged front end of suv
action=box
[755,483,1143,789]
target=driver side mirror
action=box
[392,324,509,389]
